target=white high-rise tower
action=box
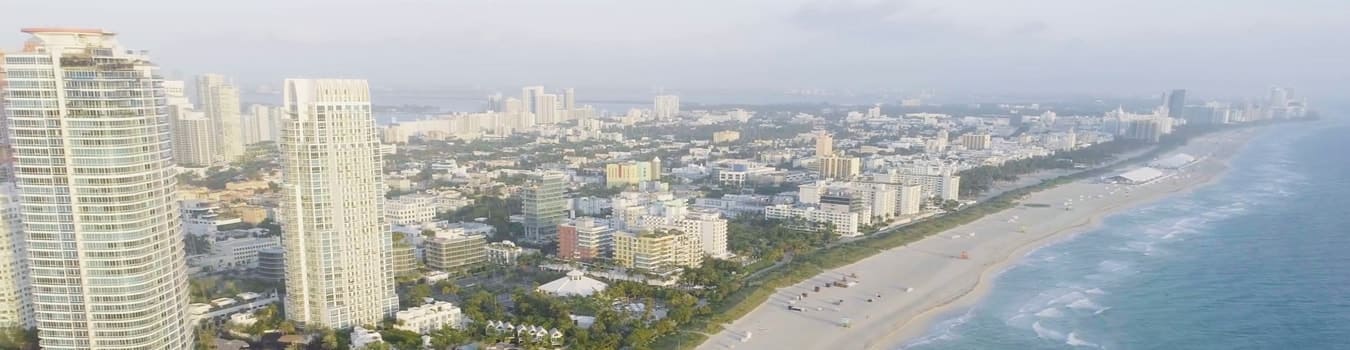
[280,79,398,328]
[654,94,680,119]
[196,73,244,162]
[4,27,190,349]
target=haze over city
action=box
[0,1,1347,350]
[5,0,1348,99]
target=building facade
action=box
[0,184,33,329]
[765,204,861,237]
[557,217,613,262]
[196,73,244,161]
[172,112,214,166]
[5,28,192,349]
[395,301,464,334]
[522,171,566,241]
[280,79,398,328]
[612,229,703,271]
[424,230,487,274]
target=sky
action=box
[4,0,1349,101]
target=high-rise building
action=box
[196,73,244,162]
[522,171,567,241]
[563,88,576,111]
[818,155,861,180]
[522,86,544,116]
[612,229,703,271]
[535,93,559,124]
[654,94,680,119]
[1164,89,1186,120]
[896,184,923,215]
[815,131,834,157]
[961,133,992,150]
[0,184,33,329]
[557,217,614,262]
[280,79,398,328]
[5,28,191,349]
[486,93,503,112]
[173,112,215,166]
[243,104,280,144]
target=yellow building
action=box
[612,229,702,271]
[604,157,662,188]
[234,205,270,224]
[713,130,741,144]
[818,155,861,180]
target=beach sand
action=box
[697,129,1257,350]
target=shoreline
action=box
[877,141,1241,349]
[696,128,1258,350]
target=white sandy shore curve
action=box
[696,129,1257,350]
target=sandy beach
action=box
[697,129,1258,350]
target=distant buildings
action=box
[197,73,245,162]
[654,95,680,119]
[174,112,215,166]
[819,155,862,180]
[523,171,567,241]
[713,130,741,143]
[871,167,961,202]
[605,158,662,187]
[961,133,992,150]
[1164,89,1187,120]
[816,131,835,157]
[280,79,398,328]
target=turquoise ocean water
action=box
[904,120,1350,350]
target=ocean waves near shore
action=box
[903,122,1349,350]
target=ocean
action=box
[903,119,1350,350]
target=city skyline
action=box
[2,1,1347,100]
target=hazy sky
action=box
[5,0,1348,99]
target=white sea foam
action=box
[1045,291,1087,306]
[1066,332,1101,348]
[1094,307,1112,315]
[1032,321,1065,340]
[1067,298,1103,311]
[1098,260,1130,273]
[1035,307,1064,318]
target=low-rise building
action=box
[536,270,608,297]
[350,326,384,349]
[257,248,285,282]
[395,301,464,334]
[386,194,440,226]
[485,240,524,265]
[765,204,861,237]
[424,229,487,274]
